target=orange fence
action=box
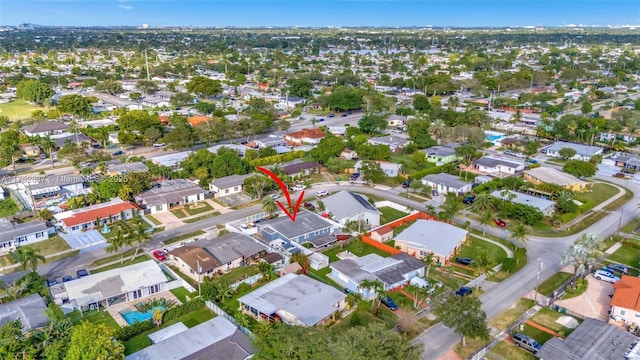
[361,235,401,255]
[362,212,444,255]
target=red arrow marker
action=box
[256,166,305,222]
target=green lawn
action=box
[323,239,393,262]
[390,154,436,173]
[0,198,20,217]
[91,255,151,273]
[91,249,138,267]
[378,206,408,224]
[163,230,206,245]
[211,265,259,284]
[124,308,216,354]
[22,234,70,256]
[537,272,573,296]
[622,219,640,234]
[490,340,537,360]
[518,323,555,345]
[170,287,194,303]
[0,99,49,120]
[603,187,633,211]
[456,236,508,268]
[608,242,640,268]
[489,298,535,332]
[183,212,221,224]
[145,215,162,226]
[67,309,120,331]
[101,220,152,240]
[170,208,188,219]
[183,202,213,216]
[330,308,383,332]
[575,183,619,209]
[529,308,581,335]
[44,250,80,264]
[0,253,16,267]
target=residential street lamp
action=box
[534,259,544,305]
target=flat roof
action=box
[149,151,192,167]
[64,260,167,307]
[258,211,333,240]
[421,173,471,189]
[137,179,204,206]
[237,273,346,326]
[394,220,468,257]
[548,141,603,156]
[525,167,587,186]
[491,190,555,212]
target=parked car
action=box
[303,202,316,211]
[606,264,630,274]
[318,118,325,122]
[76,269,89,278]
[455,286,473,296]
[402,180,411,188]
[40,153,47,159]
[62,275,74,282]
[269,193,279,200]
[341,113,348,117]
[350,173,360,180]
[494,219,507,227]
[504,150,516,156]
[291,184,307,192]
[343,288,355,295]
[153,250,167,261]
[328,113,335,118]
[594,269,620,283]
[455,257,473,266]
[112,150,124,156]
[432,189,439,196]
[47,277,58,287]
[316,190,328,197]
[614,172,626,178]
[152,143,166,147]
[512,333,542,353]
[463,195,476,204]
[380,296,399,311]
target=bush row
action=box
[114,319,155,341]
[163,298,206,323]
[249,151,306,167]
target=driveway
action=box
[217,193,254,207]
[553,274,614,321]
[59,230,106,249]
[150,211,184,231]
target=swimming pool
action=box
[120,306,165,325]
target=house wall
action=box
[546,149,602,162]
[336,212,380,227]
[475,164,521,176]
[523,173,588,192]
[66,209,135,233]
[149,203,169,214]
[395,238,463,264]
[427,154,457,164]
[421,180,471,195]
[370,230,393,242]
[211,257,243,275]
[611,305,640,328]
[0,230,49,254]
[331,268,377,300]
[210,184,243,198]
[123,282,168,302]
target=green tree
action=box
[95,80,123,95]
[137,298,176,326]
[262,195,278,217]
[510,223,530,249]
[473,249,495,284]
[258,261,277,281]
[309,134,345,164]
[431,293,489,347]
[358,114,387,134]
[471,194,494,213]
[57,94,92,119]
[186,76,223,98]
[135,79,158,95]
[14,247,45,272]
[413,150,427,167]
[129,217,151,261]
[170,92,195,106]
[105,227,131,264]
[563,160,596,178]
[0,319,26,358]
[413,94,431,111]
[16,79,54,105]
[290,253,310,272]
[286,77,314,98]
[360,160,386,183]
[440,194,462,221]
[561,233,603,288]
[479,210,495,235]
[581,101,593,114]
[64,322,124,360]
[558,147,577,160]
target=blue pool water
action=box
[120,306,165,325]
[486,135,502,141]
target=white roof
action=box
[525,167,587,186]
[64,260,167,307]
[394,220,468,257]
[491,190,556,212]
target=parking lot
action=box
[217,193,255,207]
[553,274,613,320]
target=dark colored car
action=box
[47,277,58,287]
[341,113,348,117]
[494,218,507,227]
[380,296,399,311]
[455,286,473,296]
[112,150,124,156]
[606,264,629,274]
[76,269,89,278]
[402,180,411,188]
[328,113,335,118]
[318,118,325,122]
[153,250,167,261]
[463,195,476,204]
[347,111,353,115]
[455,257,473,266]
[303,202,316,211]
[512,333,542,353]
[343,288,355,295]
[62,275,74,283]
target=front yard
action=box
[607,240,640,270]
[378,206,409,224]
[170,202,213,219]
[22,234,70,256]
[91,254,152,273]
[537,272,573,297]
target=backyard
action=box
[489,298,535,332]
[323,239,393,262]
[528,307,581,336]
[0,198,20,217]
[378,206,409,224]
[68,309,120,331]
[0,99,49,120]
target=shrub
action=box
[500,258,517,273]
[163,298,205,323]
[113,319,155,341]
[236,282,251,294]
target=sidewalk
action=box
[558,181,626,231]
[469,233,514,258]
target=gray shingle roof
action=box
[421,173,471,190]
[23,121,68,134]
[547,141,603,157]
[209,174,256,190]
[137,179,204,206]
[321,191,380,221]
[0,219,49,245]
[472,156,522,169]
[331,253,425,287]
[258,211,332,240]
[108,162,148,174]
[535,318,638,360]
[424,146,456,157]
[394,220,468,257]
[193,233,266,264]
[0,294,48,332]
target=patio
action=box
[106,290,183,327]
[59,229,106,249]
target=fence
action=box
[205,300,254,339]
[230,273,263,290]
[361,235,401,254]
[160,263,197,293]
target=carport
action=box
[59,230,106,249]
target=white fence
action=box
[205,300,254,338]
[374,200,416,213]
[230,273,263,290]
[160,263,196,292]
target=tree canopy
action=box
[16,79,54,105]
[432,293,489,346]
[57,94,93,118]
[186,76,223,98]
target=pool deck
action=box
[107,291,182,327]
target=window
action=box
[35,232,44,238]
[16,236,27,243]
[621,310,626,316]
[234,186,239,191]
[156,205,163,211]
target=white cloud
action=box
[118,4,133,9]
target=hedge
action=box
[163,298,205,323]
[408,166,443,181]
[114,319,155,341]
[249,151,306,167]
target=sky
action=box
[0,0,638,28]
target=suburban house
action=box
[367,136,410,152]
[284,128,326,145]
[193,233,266,274]
[63,260,169,311]
[535,318,639,360]
[136,179,205,214]
[209,174,255,198]
[393,220,468,264]
[0,218,50,254]
[0,294,49,333]
[106,162,148,176]
[472,156,525,177]
[545,141,603,161]
[321,190,381,226]
[354,160,403,177]
[238,273,347,326]
[281,160,322,177]
[167,246,222,282]
[278,96,305,109]
[257,211,335,248]
[524,167,590,192]
[491,190,556,216]
[386,114,408,128]
[339,149,358,160]
[52,133,93,149]
[53,198,139,233]
[20,144,41,157]
[141,96,171,108]
[22,121,68,137]
[249,137,289,149]
[328,126,347,136]
[610,275,640,329]
[612,153,640,172]
[126,317,254,360]
[28,174,87,201]
[330,253,425,300]
[421,173,472,195]
[424,146,458,165]
[370,225,393,242]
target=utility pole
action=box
[534,259,543,305]
[197,259,202,296]
[617,206,624,235]
[145,49,150,80]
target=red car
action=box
[494,219,507,227]
[153,250,167,261]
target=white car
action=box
[594,269,620,283]
[316,190,328,197]
[291,185,307,192]
[269,194,279,200]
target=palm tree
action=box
[214,282,235,302]
[40,135,57,169]
[428,119,446,145]
[473,249,494,288]
[96,126,110,149]
[130,217,152,261]
[422,252,435,278]
[137,298,176,326]
[290,253,310,273]
[471,194,494,213]
[14,247,46,272]
[0,280,28,304]
[261,195,278,217]
[479,210,495,235]
[258,261,277,281]
[69,119,80,144]
[447,96,460,109]
[234,312,250,328]
[561,233,602,288]
[105,227,131,264]
[510,223,530,249]
[440,194,462,221]
[406,283,422,309]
